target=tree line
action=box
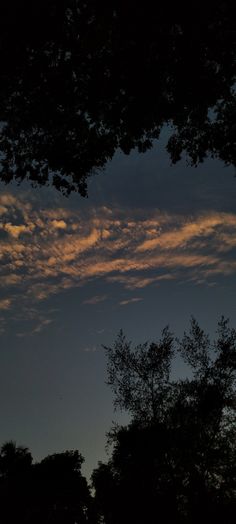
[1,317,235,522]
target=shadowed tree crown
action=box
[104,317,236,426]
[93,318,236,523]
[0,440,32,477]
[0,0,235,194]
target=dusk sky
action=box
[0,131,236,479]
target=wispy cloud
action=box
[119,297,143,306]
[31,318,53,334]
[83,295,107,305]
[1,192,236,333]
[136,214,236,252]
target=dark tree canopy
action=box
[0,445,92,523]
[0,0,235,194]
[0,319,235,523]
[94,318,236,523]
[104,327,174,423]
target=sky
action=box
[0,133,236,479]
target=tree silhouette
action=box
[0,1,235,195]
[104,327,174,424]
[93,318,236,523]
[0,445,92,523]
[33,450,92,524]
[0,441,33,523]
[0,441,32,478]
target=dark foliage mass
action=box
[0,443,93,523]
[0,318,235,522]
[94,318,236,523]
[0,1,235,194]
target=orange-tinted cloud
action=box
[51,219,67,230]
[3,223,33,238]
[1,191,236,333]
[136,214,232,252]
[0,298,12,310]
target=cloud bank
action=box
[1,192,236,333]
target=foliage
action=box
[104,327,174,423]
[0,318,235,522]
[0,440,32,478]
[94,318,236,523]
[0,445,92,523]
[0,1,235,194]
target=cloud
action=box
[14,310,56,337]
[31,318,53,334]
[0,298,11,310]
[119,297,143,306]
[51,219,67,230]
[0,194,17,206]
[107,273,176,289]
[136,214,232,252]
[3,223,32,238]
[0,274,22,286]
[1,191,236,333]
[0,205,7,216]
[83,295,107,305]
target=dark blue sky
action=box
[0,136,236,478]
